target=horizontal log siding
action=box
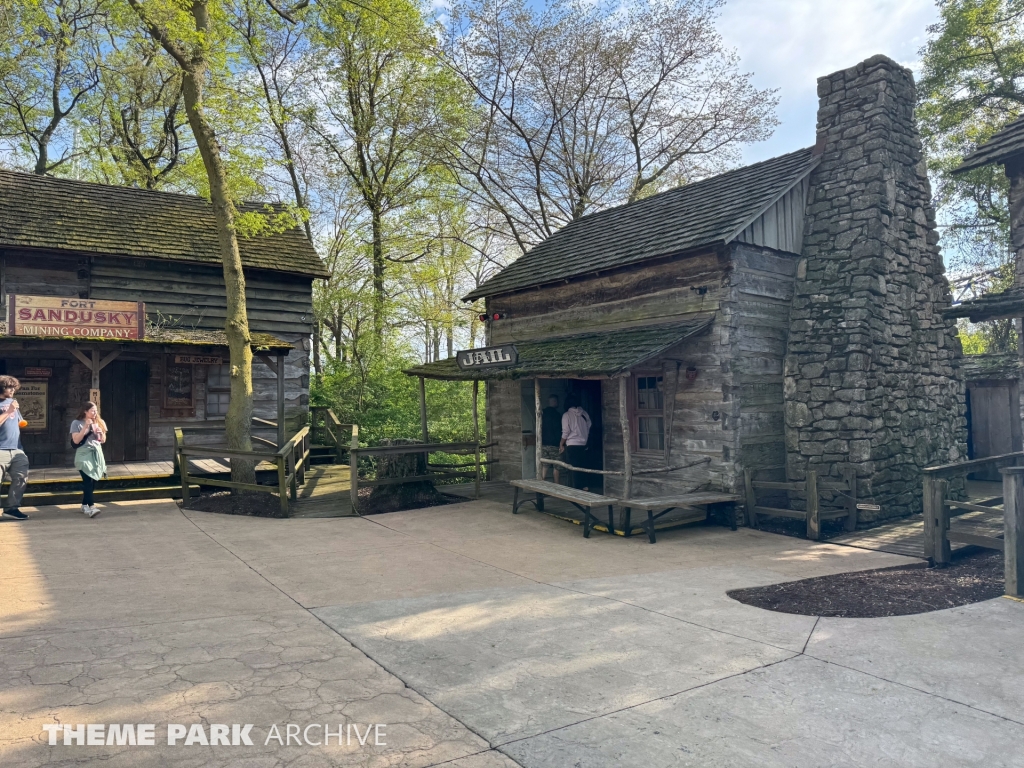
[89,256,314,335]
[724,243,799,480]
[487,379,523,482]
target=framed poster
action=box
[17,381,47,432]
[163,359,194,409]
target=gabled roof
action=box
[0,170,327,278]
[405,316,714,380]
[954,116,1024,173]
[464,148,818,300]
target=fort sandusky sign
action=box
[8,295,145,339]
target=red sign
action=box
[8,295,145,340]
[23,367,52,378]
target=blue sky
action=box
[717,0,941,163]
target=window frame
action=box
[205,363,231,420]
[630,371,666,454]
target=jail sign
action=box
[8,295,145,340]
[456,344,518,370]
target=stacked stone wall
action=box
[784,55,967,522]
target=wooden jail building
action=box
[0,170,326,467]
[408,55,966,522]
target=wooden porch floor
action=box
[24,458,279,482]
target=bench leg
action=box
[730,502,738,531]
[536,492,544,512]
[624,508,632,537]
[512,485,520,515]
[583,507,592,538]
[647,510,656,544]
[607,505,615,535]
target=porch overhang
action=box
[942,289,1024,323]
[405,316,714,381]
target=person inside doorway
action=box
[0,376,29,520]
[559,394,592,491]
[541,394,563,484]
[71,402,107,518]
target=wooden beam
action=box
[473,379,481,499]
[1003,466,1024,597]
[805,470,820,540]
[277,352,285,449]
[418,376,428,443]
[69,348,93,370]
[619,375,632,500]
[664,361,680,461]
[256,354,278,375]
[534,378,542,481]
[97,349,121,371]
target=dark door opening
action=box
[522,378,604,491]
[99,360,149,463]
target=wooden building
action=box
[0,170,326,467]
[408,55,966,521]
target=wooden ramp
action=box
[290,464,356,518]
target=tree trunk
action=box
[371,208,385,339]
[181,68,255,485]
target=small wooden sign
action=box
[23,366,52,378]
[856,503,881,511]
[18,381,48,432]
[456,345,518,371]
[174,354,223,365]
[89,389,101,413]
[8,295,145,340]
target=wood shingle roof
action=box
[0,170,327,278]
[465,148,818,300]
[954,116,1024,173]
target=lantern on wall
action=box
[685,367,698,381]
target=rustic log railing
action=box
[743,466,858,540]
[310,406,354,465]
[922,451,1023,596]
[174,425,312,517]
[348,437,489,512]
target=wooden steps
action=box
[21,485,200,506]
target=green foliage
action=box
[919,0,1024,271]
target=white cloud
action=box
[717,0,940,161]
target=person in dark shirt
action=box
[541,395,563,484]
[0,375,29,520]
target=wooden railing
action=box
[310,406,355,465]
[349,437,489,512]
[743,466,858,540]
[922,453,1022,598]
[174,425,312,517]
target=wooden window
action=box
[206,363,230,418]
[634,374,665,452]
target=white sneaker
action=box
[89,505,101,517]
[82,505,99,518]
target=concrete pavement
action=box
[1,495,1022,766]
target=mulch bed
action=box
[356,485,465,515]
[181,491,286,518]
[728,550,1005,618]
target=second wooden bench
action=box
[510,479,618,537]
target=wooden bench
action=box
[510,479,618,537]
[619,492,743,543]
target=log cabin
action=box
[408,54,968,524]
[0,170,326,467]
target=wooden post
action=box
[418,376,428,443]
[806,469,820,540]
[177,429,191,507]
[743,468,757,528]
[619,375,632,500]
[842,466,858,532]
[922,475,936,562]
[534,378,542,481]
[277,454,289,516]
[350,424,360,513]
[928,477,951,566]
[473,379,481,499]
[277,351,286,449]
[1002,466,1024,597]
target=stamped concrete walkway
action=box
[2,495,1022,767]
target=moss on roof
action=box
[405,317,714,380]
[0,170,327,278]
[960,353,1022,381]
[464,148,818,300]
[0,322,293,351]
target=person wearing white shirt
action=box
[559,394,592,490]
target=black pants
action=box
[80,472,96,506]
[565,445,589,489]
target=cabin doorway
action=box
[521,378,604,490]
[100,360,150,463]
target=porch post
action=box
[619,375,632,500]
[473,379,481,498]
[1003,466,1024,597]
[277,351,286,448]
[534,378,542,481]
[418,376,428,443]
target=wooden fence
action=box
[922,450,1023,596]
[348,434,489,512]
[743,466,858,540]
[174,424,312,516]
[310,407,354,465]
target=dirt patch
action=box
[728,550,1005,618]
[182,491,286,518]
[356,485,464,515]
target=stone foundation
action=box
[784,55,967,522]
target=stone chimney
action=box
[784,55,967,522]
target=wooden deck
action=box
[23,458,279,483]
[290,464,357,518]
[830,481,1005,559]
